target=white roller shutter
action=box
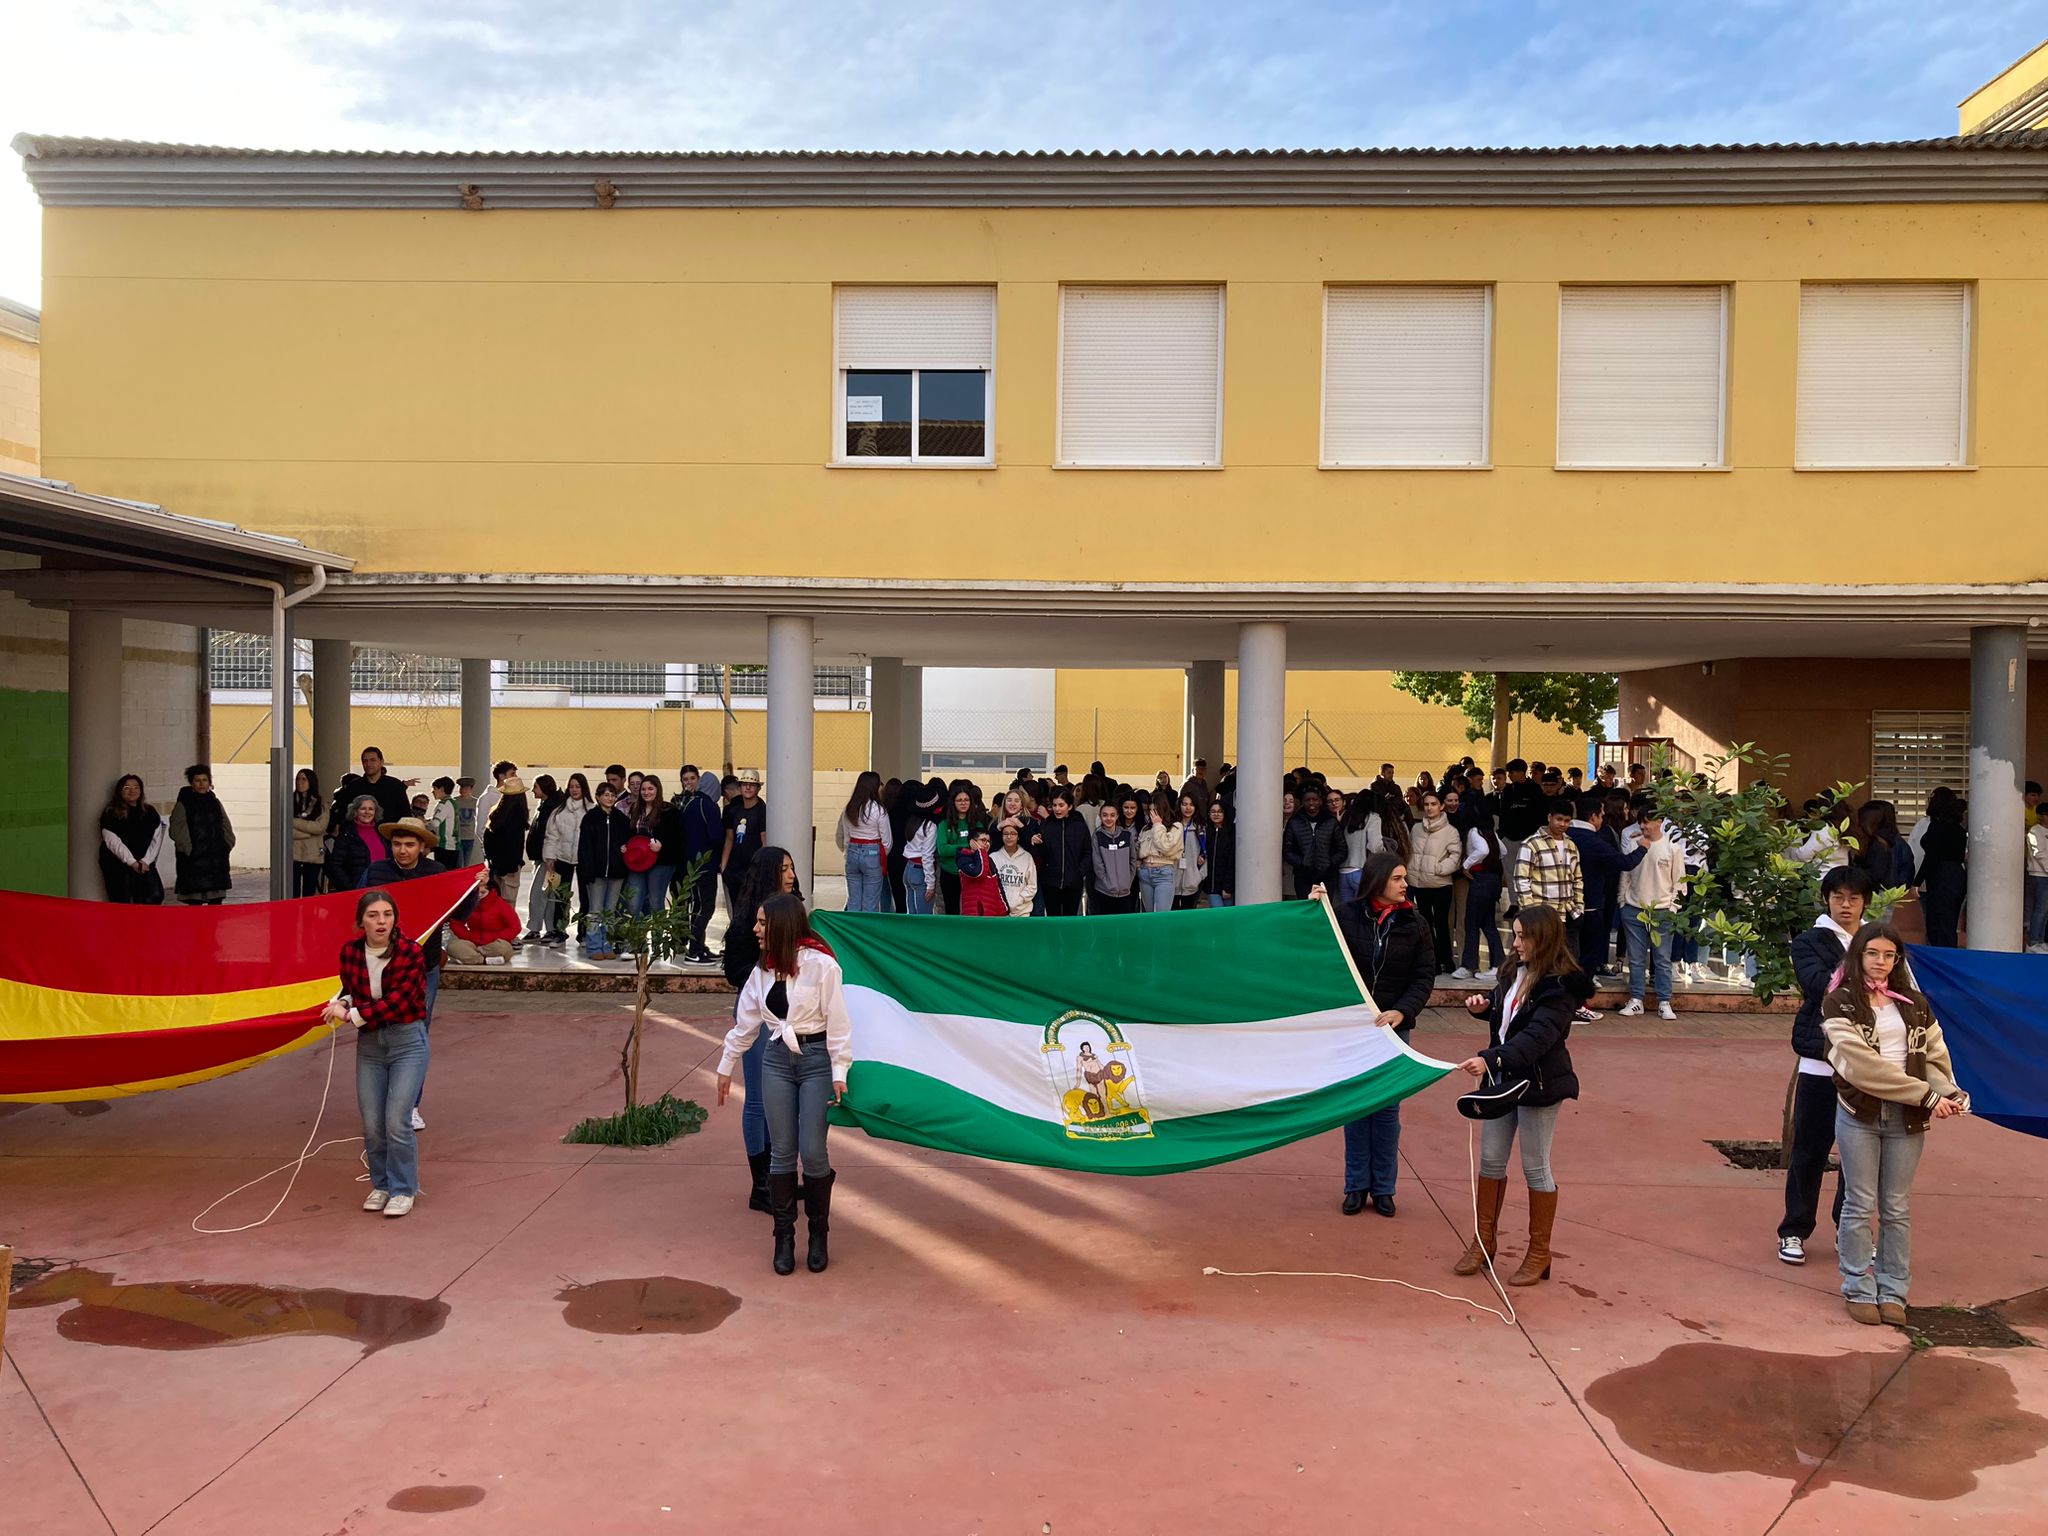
[1059,285,1223,466]
[1870,711,1969,823]
[1797,283,1969,467]
[835,286,994,371]
[1557,286,1726,468]
[1323,286,1489,466]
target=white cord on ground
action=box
[188,882,473,1235]
[191,1015,361,1234]
[1203,1120,1519,1328]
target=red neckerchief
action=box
[799,934,836,960]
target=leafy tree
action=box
[1391,671,1618,743]
[1640,744,1904,1004]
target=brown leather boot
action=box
[1454,1176,1508,1276]
[1508,1188,1558,1286]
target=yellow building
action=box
[6,68,2047,927]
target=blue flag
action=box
[1906,945,2048,1140]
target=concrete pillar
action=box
[898,664,924,782]
[312,639,352,807]
[1187,660,1226,781]
[871,657,921,780]
[1967,625,2028,952]
[459,657,493,791]
[767,615,817,894]
[1234,622,1287,904]
[269,603,295,899]
[66,610,124,899]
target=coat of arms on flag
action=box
[1043,1010,1152,1140]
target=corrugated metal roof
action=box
[15,132,2048,160]
[17,132,2048,210]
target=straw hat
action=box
[378,816,439,848]
[498,773,527,796]
[736,767,763,786]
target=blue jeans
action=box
[762,1032,834,1179]
[583,875,624,953]
[1138,865,1176,913]
[626,864,674,918]
[1206,893,1233,908]
[737,998,768,1157]
[844,841,886,912]
[1835,1101,1924,1304]
[904,880,933,915]
[1338,868,1363,902]
[2025,873,2048,946]
[357,1020,429,1197]
[1343,1105,1402,1196]
[1479,1102,1560,1192]
[1622,904,1674,1003]
[1462,871,1503,970]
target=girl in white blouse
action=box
[717,894,854,1275]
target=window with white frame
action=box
[1557,285,1727,468]
[1058,284,1223,466]
[835,286,994,462]
[1322,285,1490,466]
[1797,283,1970,467]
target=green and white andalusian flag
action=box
[811,900,1451,1176]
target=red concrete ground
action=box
[4,997,2046,1535]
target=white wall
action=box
[923,667,1054,764]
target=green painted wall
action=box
[0,687,66,895]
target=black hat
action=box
[913,784,943,810]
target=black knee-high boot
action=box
[769,1173,800,1275]
[803,1170,836,1273]
[747,1150,771,1213]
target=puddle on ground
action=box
[9,1267,449,1357]
[1584,1342,2048,1500]
[556,1276,740,1336]
[388,1485,487,1513]
[61,1101,112,1117]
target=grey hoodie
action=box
[1092,825,1137,897]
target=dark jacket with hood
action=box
[1038,813,1093,891]
[1284,810,1346,877]
[1790,916,1853,1062]
[1334,898,1434,1035]
[576,804,633,881]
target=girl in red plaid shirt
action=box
[325,889,431,1217]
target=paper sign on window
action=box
[846,396,884,422]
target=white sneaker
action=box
[1658,1001,1678,1021]
[383,1194,415,1218]
[1473,968,1498,983]
[1778,1235,1806,1265]
[1618,997,1645,1016]
[410,1107,426,1131]
[1451,967,1473,980]
[484,954,509,966]
[362,1189,389,1212]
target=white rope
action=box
[190,1015,362,1235]
[187,882,474,1235]
[1203,1119,1520,1328]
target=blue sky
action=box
[5,1,2043,303]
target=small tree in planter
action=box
[563,853,714,1147]
[1642,744,1906,1004]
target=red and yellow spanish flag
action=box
[0,869,480,1103]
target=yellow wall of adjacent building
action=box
[0,324,39,474]
[37,201,2048,587]
[1052,669,1584,782]
[1960,41,2048,132]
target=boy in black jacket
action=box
[1777,865,1873,1265]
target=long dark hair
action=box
[1376,789,1411,861]
[844,770,882,826]
[354,888,401,958]
[293,769,321,819]
[1502,904,1578,991]
[1926,786,1963,825]
[565,772,592,803]
[741,843,800,917]
[1357,850,1407,908]
[1829,922,1925,1033]
[757,892,813,977]
[104,773,148,820]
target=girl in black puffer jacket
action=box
[1332,852,1435,1219]
[1453,903,1592,1288]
